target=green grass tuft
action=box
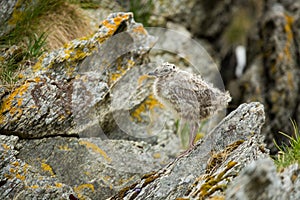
[273,119,300,169]
[128,0,153,26]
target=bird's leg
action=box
[187,121,199,150]
[177,122,199,158]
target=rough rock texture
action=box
[0,12,161,139]
[110,102,269,199]
[227,158,300,200]
[0,132,179,199]
[0,135,75,200]
[15,137,176,199]
[237,1,300,153]
[0,0,18,37]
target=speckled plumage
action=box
[148,62,231,153]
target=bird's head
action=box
[148,62,178,78]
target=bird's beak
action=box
[147,71,156,76]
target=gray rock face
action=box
[227,158,284,200]
[227,158,300,200]
[0,135,75,200]
[238,1,300,153]
[0,0,18,37]
[110,102,268,199]
[0,12,158,139]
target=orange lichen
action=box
[79,140,112,163]
[74,183,95,199]
[137,74,150,86]
[109,59,135,84]
[41,162,55,177]
[2,143,10,150]
[58,145,72,151]
[55,182,63,188]
[133,25,147,35]
[30,185,39,189]
[16,173,25,181]
[152,152,161,159]
[0,82,29,123]
[12,161,20,167]
[283,14,294,61]
[8,0,24,25]
[130,94,164,122]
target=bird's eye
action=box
[172,66,175,69]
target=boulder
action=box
[110,102,269,199]
[0,12,162,139]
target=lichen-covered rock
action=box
[238,2,300,153]
[0,135,76,200]
[0,0,18,37]
[0,12,159,139]
[11,136,177,199]
[110,102,268,199]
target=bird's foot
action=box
[176,144,196,159]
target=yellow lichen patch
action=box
[130,94,164,122]
[4,173,13,179]
[283,14,294,61]
[8,0,24,25]
[41,162,55,177]
[58,145,72,151]
[74,183,95,198]
[117,176,135,186]
[32,54,46,72]
[109,59,135,84]
[1,82,29,113]
[16,173,25,181]
[208,196,226,200]
[137,74,151,86]
[113,16,125,26]
[23,163,29,173]
[152,152,161,159]
[79,140,111,163]
[192,161,238,199]
[133,25,147,35]
[2,143,10,150]
[206,140,244,173]
[12,161,20,167]
[286,71,295,90]
[284,14,294,42]
[102,13,131,35]
[30,185,39,189]
[55,182,63,188]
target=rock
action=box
[226,158,285,200]
[15,137,176,199]
[238,1,300,153]
[110,102,268,199]
[227,158,300,200]
[0,135,75,200]
[0,12,160,139]
[0,0,18,37]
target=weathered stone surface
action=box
[0,135,76,200]
[7,135,177,199]
[237,1,300,153]
[110,102,267,199]
[227,158,300,200]
[0,12,159,139]
[0,0,18,37]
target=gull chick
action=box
[148,62,231,153]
